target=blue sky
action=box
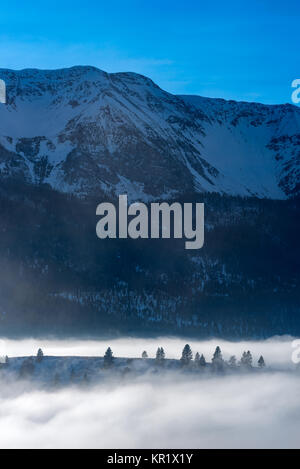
[0,0,299,103]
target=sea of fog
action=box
[0,336,299,449]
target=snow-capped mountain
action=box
[0,66,299,339]
[0,66,299,200]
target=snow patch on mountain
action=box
[0,66,299,199]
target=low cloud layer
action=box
[0,337,299,449]
[0,372,300,448]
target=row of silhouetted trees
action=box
[104,344,266,370]
[3,345,266,379]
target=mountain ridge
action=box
[0,66,299,338]
[0,66,299,201]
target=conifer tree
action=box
[36,348,44,363]
[199,354,206,367]
[240,351,248,366]
[155,347,165,365]
[228,355,237,367]
[194,352,200,366]
[103,347,114,368]
[240,350,253,368]
[213,346,222,361]
[142,351,148,359]
[212,346,224,371]
[246,351,253,367]
[180,344,193,366]
[258,355,266,368]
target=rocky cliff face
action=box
[0,66,299,338]
[0,66,299,200]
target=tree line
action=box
[1,345,266,382]
[98,344,266,370]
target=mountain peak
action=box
[0,66,299,200]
